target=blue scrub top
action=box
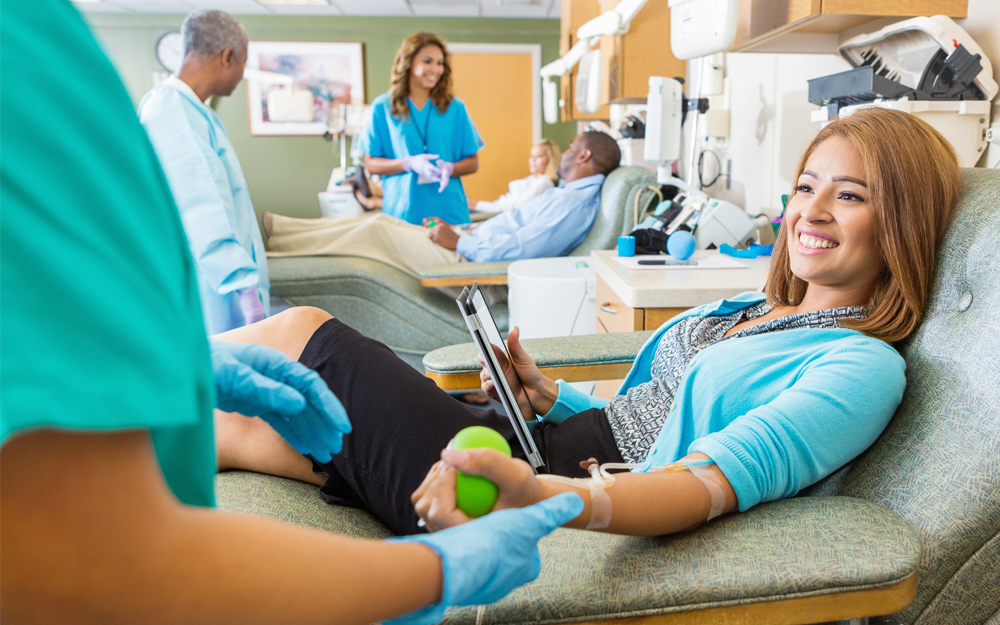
[362,92,484,225]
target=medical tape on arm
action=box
[537,463,616,530]
[538,458,726,529]
[684,461,727,521]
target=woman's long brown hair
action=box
[389,33,453,121]
[766,107,961,343]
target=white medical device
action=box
[643,77,684,174]
[643,75,758,250]
[576,49,604,114]
[694,199,757,249]
[539,0,650,123]
[667,0,739,61]
[809,15,997,167]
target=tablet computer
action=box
[456,284,544,471]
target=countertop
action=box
[590,249,771,309]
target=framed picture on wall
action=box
[246,40,365,136]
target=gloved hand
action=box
[401,153,441,182]
[435,159,455,193]
[209,339,352,462]
[385,493,584,625]
[238,287,266,325]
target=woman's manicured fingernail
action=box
[441,449,469,465]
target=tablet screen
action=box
[465,285,544,470]
[469,287,510,366]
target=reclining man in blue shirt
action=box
[263,132,621,280]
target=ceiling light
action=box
[257,0,330,5]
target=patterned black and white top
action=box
[604,300,868,463]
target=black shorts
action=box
[299,318,624,535]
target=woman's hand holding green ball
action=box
[412,427,551,532]
[450,426,511,518]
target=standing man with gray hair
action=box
[139,9,270,335]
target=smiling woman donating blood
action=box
[360,32,484,225]
[216,108,961,538]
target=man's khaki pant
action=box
[266,213,462,278]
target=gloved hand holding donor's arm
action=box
[209,338,351,462]
[386,492,583,625]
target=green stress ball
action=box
[451,426,512,518]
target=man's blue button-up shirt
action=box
[455,173,605,262]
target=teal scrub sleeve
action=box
[142,98,260,295]
[2,0,218,507]
[688,339,906,511]
[539,380,609,425]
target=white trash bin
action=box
[508,257,597,394]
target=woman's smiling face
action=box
[528,145,548,176]
[785,136,884,296]
[410,44,444,90]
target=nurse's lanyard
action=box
[411,103,432,153]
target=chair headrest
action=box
[570,166,657,257]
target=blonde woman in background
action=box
[473,139,561,213]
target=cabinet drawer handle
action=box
[600,303,617,314]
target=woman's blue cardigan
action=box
[540,292,906,511]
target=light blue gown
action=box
[138,76,269,335]
[361,92,484,225]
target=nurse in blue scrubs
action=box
[362,33,484,225]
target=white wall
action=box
[687,0,999,218]
[684,52,851,218]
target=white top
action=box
[590,249,770,309]
[475,174,554,213]
[164,75,211,105]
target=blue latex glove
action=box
[385,493,584,625]
[209,339,352,462]
[237,287,266,325]
[435,159,454,193]
[402,153,442,182]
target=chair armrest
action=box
[470,211,498,222]
[439,496,920,625]
[419,261,511,287]
[215,473,921,625]
[423,331,653,391]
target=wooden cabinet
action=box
[595,274,686,334]
[731,0,968,53]
[559,0,686,122]
[594,274,685,398]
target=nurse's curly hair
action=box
[766,107,961,343]
[389,33,453,121]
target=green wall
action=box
[86,13,575,221]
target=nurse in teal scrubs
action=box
[362,33,484,225]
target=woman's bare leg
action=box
[213,306,336,486]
